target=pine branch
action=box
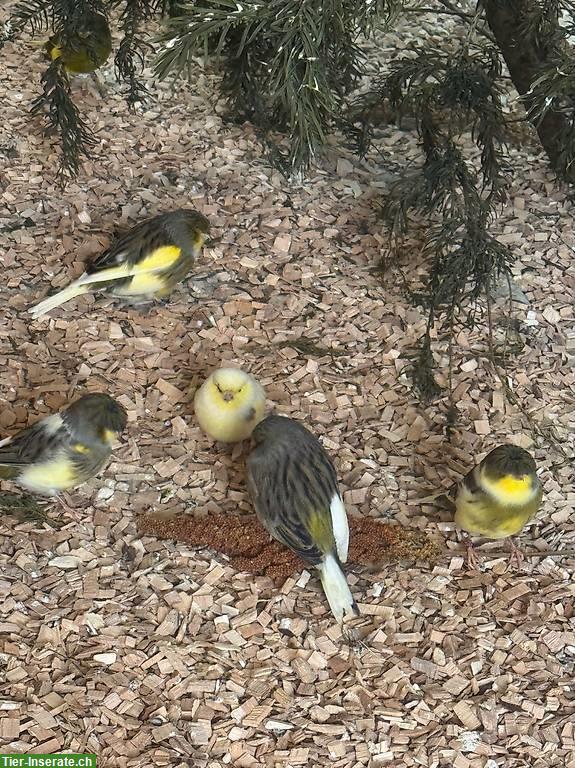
[356,42,514,397]
[31,58,98,181]
[1,0,52,44]
[114,0,156,106]
[155,0,400,173]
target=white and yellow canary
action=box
[194,367,266,443]
[0,393,127,498]
[247,415,359,623]
[29,209,210,318]
[455,444,542,568]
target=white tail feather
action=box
[319,553,358,623]
[29,264,133,318]
[29,281,90,317]
[329,493,349,563]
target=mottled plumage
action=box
[29,209,210,318]
[0,393,127,496]
[247,415,358,622]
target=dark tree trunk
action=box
[483,0,573,180]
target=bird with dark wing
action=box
[247,415,359,623]
[455,444,543,569]
[29,209,211,318]
[0,393,127,515]
[45,10,112,74]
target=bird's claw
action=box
[506,540,524,571]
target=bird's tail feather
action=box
[319,553,359,624]
[29,281,90,318]
[29,264,133,317]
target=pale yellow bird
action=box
[194,368,266,443]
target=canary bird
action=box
[45,11,112,74]
[194,367,266,443]
[247,415,359,623]
[455,444,542,569]
[29,209,211,318]
[0,393,127,505]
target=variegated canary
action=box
[455,444,542,569]
[194,368,266,443]
[247,415,359,623]
[0,393,127,500]
[29,209,210,318]
[45,11,112,74]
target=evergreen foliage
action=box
[4,0,575,397]
[3,0,162,181]
[514,0,575,178]
[30,57,98,179]
[155,0,400,174]
[352,41,514,396]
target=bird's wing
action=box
[247,441,341,565]
[458,465,484,498]
[0,416,69,467]
[89,216,177,273]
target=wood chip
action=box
[0,9,573,767]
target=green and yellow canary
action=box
[455,444,542,568]
[194,368,266,443]
[0,393,127,498]
[45,11,112,74]
[29,209,210,318]
[247,415,359,623]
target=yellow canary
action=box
[29,209,210,318]
[0,393,127,498]
[247,415,359,623]
[194,368,266,443]
[455,444,542,568]
[45,11,112,74]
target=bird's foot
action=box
[342,625,367,653]
[506,539,524,571]
[463,535,481,570]
[56,492,83,521]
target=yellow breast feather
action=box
[480,472,536,506]
[19,457,77,494]
[454,497,531,539]
[197,386,252,436]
